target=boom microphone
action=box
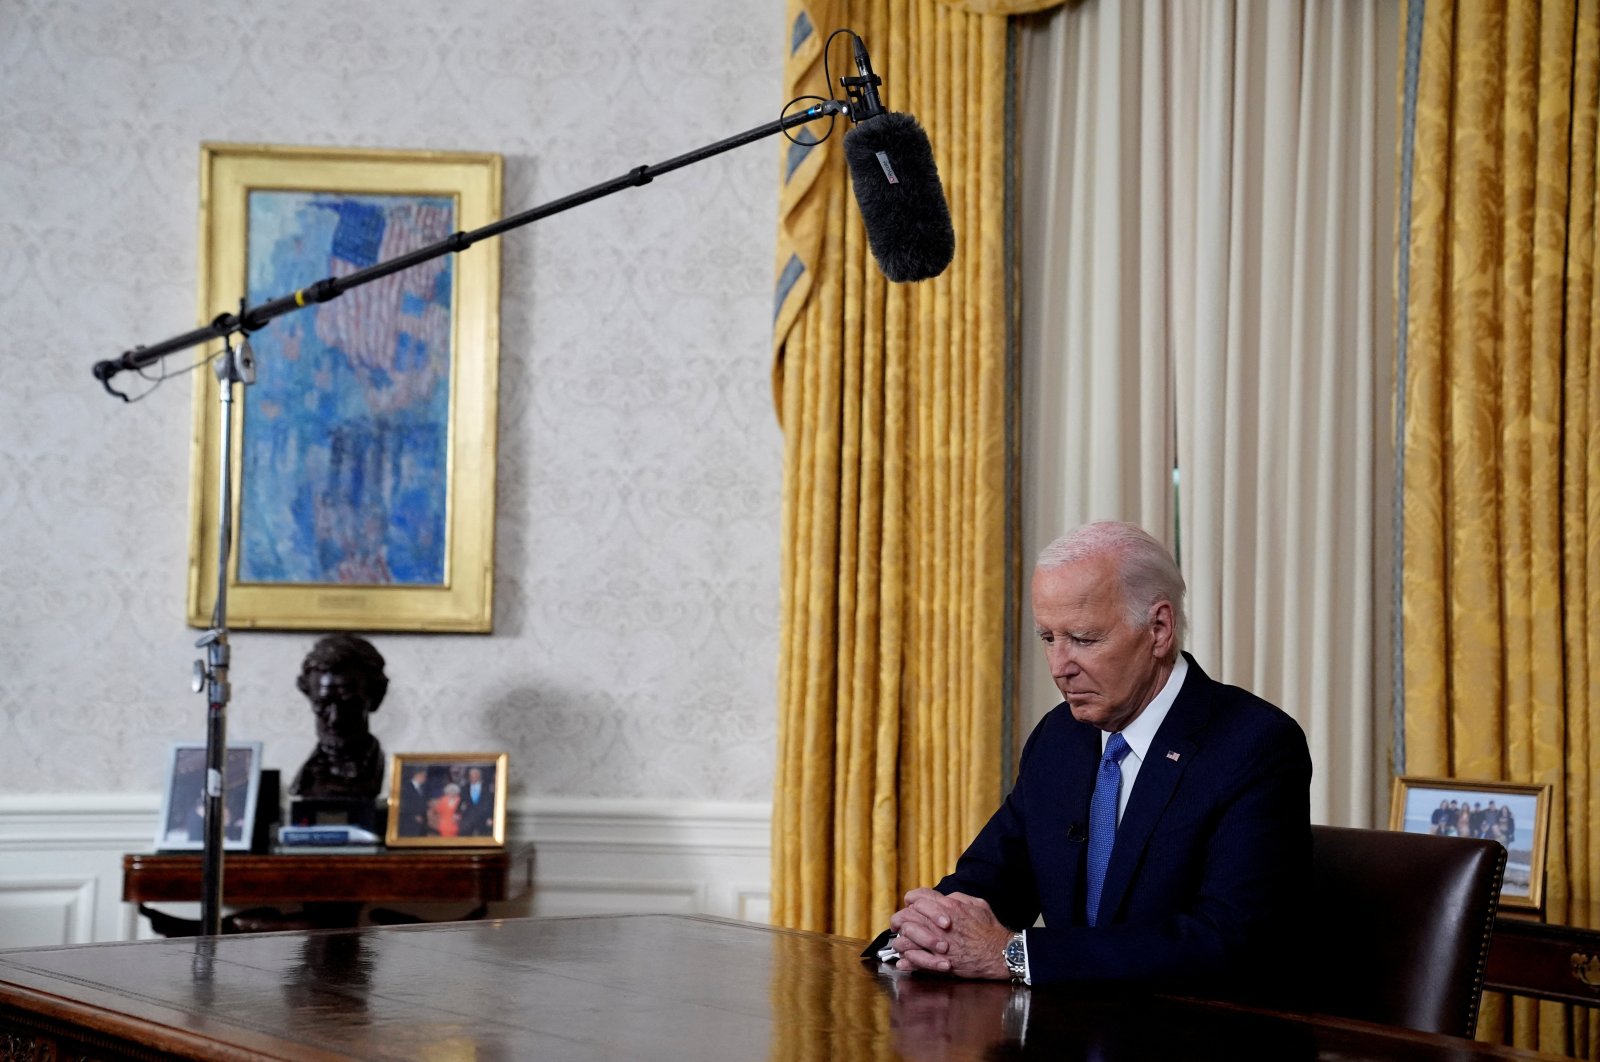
[840,35,956,283]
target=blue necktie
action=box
[1085,732,1131,927]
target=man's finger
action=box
[891,918,951,954]
[890,905,944,935]
[891,930,949,956]
[893,946,953,975]
[942,891,995,915]
[903,891,959,929]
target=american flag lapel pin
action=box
[1166,750,1181,762]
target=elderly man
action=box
[880,521,1311,991]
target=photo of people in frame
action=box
[1392,777,1549,908]
[156,742,262,851]
[387,754,505,847]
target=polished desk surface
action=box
[0,915,1576,1061]
[122,844,535,905]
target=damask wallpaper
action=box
[0,0,784,801]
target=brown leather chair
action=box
[1304,824,1506,1037]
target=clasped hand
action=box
[887,888,1013,980]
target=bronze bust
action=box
[290,634,388,800]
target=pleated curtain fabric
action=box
[1398,0,1600,1053]
[1017,0,1177,546]
[1168,0,1390,829]
[1016,0,1393,827]
[770,0,1019,939]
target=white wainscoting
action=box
[0,794,771,950]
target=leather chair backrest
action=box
[1307,824,1506,1037]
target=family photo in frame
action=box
[1390,776,1552,911]
[386,752,507,847]
[154,741,263,852]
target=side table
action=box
[122,843,534,935]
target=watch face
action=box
[1004,936,1026,974]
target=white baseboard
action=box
[0,794,771,949]
[512,797,772,924]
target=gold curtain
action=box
[1400,0,1600,1053]
[770,0,1018,939]
[932,0,1063,14]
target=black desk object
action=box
[0,914,1577,1061]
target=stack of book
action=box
[275,824,384,853]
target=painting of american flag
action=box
[238,190,455,586]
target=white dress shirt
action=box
[1102,654,1188,824]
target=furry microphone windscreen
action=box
[842,111,956,283]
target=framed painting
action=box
[154,741,264,852]
[187,143,503,632]
[1389,775,1553,911]
[386,752,508,847]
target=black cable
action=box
[778,26,862,148]
[124,347,223,404]
[780,94,836,146]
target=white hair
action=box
[1037,521,1187,651]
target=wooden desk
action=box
[1489,903,1600,1007]
[0,915,1574,1061]
[122,844,534,933]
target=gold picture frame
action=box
[1389,775,1553,911]
[187,142,502,632]
[386,752,508,847]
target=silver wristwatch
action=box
[1002,931,1027,981]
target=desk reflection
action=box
[281,931,374,1023]
[880,975,1317,1061]
[883,975,1030,1061]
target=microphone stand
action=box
[91,98,848,936]
[189,330,252,937]
[92,99,847,391]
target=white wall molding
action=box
[511,797,771,923]
[0,794,771,949]
[0,875,98,950]
[515,797,772,854]
[0,794,162,851]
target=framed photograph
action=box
[1389,776,1553,911]
[155,741,264,852]
[187,142,503,632]
[386,752,507,847]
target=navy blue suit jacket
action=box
[937,653,1311,989]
